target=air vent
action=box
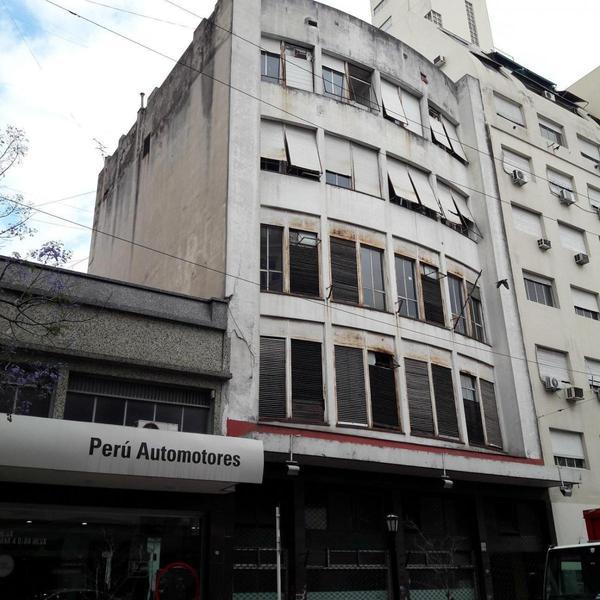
[537,238,551,251]
[305,17,318,27]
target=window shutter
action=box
[330,237,359,303]
[261,120,286,161]
[589,186,600,209]
[451,190,472,224]
[387,158,419,204]
[480,380,502,448]
[558,223,586,253]
[441,116,468,161]
[494,95,524,125]
[585,358,600,387]
[285,126,321,173]
[284,45,313,92]
[260,37,281,55]
[259,337,287,419]
[369,358,399,429]
[547,168,574,193]
[536,347,570,386]
[321,53,346,74]
[289,230,319,296]
[408,168,441,213]
[335,346,367,425]
[512,205,543,238]
[291,339,324,422]
[431,364,459,438]
[405,358,434,435]
[421,269,445,325]
[352,144,381,197]
[502,149,531,175]
[325,135,352,177]
[572,287,598,312]
[429,113,452,151]
[436,182,463,225]
[463,399,484,445]
[381,79,407,124]
[402,91,422,136]
[580,137,600,161]
[550,429,584,460]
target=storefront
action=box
[0,416,264,600]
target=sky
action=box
[0,0,598,271]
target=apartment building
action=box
[88,0,560,597]
[372,0,600,547]
[0,257,263,599]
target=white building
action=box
[372,0,600,546]
[88,0,562,597]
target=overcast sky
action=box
[1,0,598,270]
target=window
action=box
[289,230,320,296]
[324,135,381,196]
[579,136,600,166]
[425,10,442,27]
[465,1,479,45]
[260,120,321,179]
[261,51,281,83]
[260,225,283,292]
[0,364,55,418]
[494,94,525,126]
[380,81,423,135]
[558,223,586,254]
[322,55,376,109]
[461,374,484,445]
[585,358,600,389]
[428,107,468,162]
[420,264,445,325]
[572,287,599,320]
[536,347,570,387]
[330,237,386,310]
[259,337,324,422]
[448,275,466,334]
[284,44,313,92]
[323,66,345,99]
[511,205,543,237]
[360,246,386,310]
[369,352,399,429]
[588,186,600,210]
[405,358,434,435]
[524,273,555,307]
[348,63,373,108]
[547,168,574,196]
[550,429,586,469]
[64,374,211,433]
[468,284,486,343]
[395,256,419,318]
[437,181,471,227]
[539,116,564,146]
[502,149,532,179]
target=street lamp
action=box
[386,514,400,534]
[386,514,401,600]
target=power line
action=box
[81,0,194,28]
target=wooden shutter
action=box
[480,380,502,448]
[335,346,367,425]
[431,364,459,438]
[291,339,324,422]
[369,355,399,429]
[259,337,286,419]
[405,358,434,434]
[289,231,319,296]
[463,399,485,446]
[421,270,445,325]
[330,237,359,303]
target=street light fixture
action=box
[386,513,400,534]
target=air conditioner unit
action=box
[137,420,179,431]
[511,169,527,186]
[434,55,446,67]
[543,90,556,102]
[544,376,560,392]
[574,253,590,265]
[559,189,575,205]
[565,387,584,402]
[537,238,552,251]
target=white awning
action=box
[429,114,452,151]
[284,45,313,92]
[352,144,381,197]
[403,91,422,136]
[572,287,598,312]
[436,182,462,224]
[325,134,352,176]
[550,429,584,459]
[285,126,321,172]
[442,116,468,162]
[512,205,543,237]
[260,36,281,55]
[558,223,586,253]
[408,168,440,213]
[381,79,407,124]
[536,347,570,386]
[387,158,418,204]
[260,120,286,161]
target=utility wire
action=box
[81,0,194,28]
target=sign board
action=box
[0,416,263,493]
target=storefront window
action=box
[0,507,203,600]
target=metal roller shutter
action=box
[259,337,287,419]
[291,339,324,422]
[405,358,434,434]
[431,364,459,438]
[330,237,359,303]
[335,346,367,425]
[480,380,502,448]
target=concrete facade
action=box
[569,66,600,120]
[373,0,600,546]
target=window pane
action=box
[395,257,418,318]
[182,406,209,433]
[260,225,283,292]
[323,68,344,98]
[449,276,466,334]
[95,396,125,425]
[64,392,95,422]
[125,399,155,426]
[155,404,183,429]
[360,246,385,310]
[15,387,51,417]
[261,52,280,81]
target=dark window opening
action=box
[291,339,324,423]
[369,352,399,429]
[420,265,445,326]
[461,373,485,446]
[259,337,286,420]
[431,364,459,438]
[142,134,151,158]
[348,64,374,109]
[360,245,386,310]
[261,158,320,181]
[330,237,359,304]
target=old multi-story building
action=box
[0,257,263,599]
[87,0,565,597]
[372,0,600,547]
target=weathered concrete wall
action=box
[88,0,234,299]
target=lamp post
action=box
[386,514,400,600]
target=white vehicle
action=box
[543,542,600,600]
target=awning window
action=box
[260,120,286,161]
[381,79,407,124]
[387,158,418,204]
[285,126,321,173]
[409,168,440,213]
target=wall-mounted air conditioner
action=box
[565,387,584,402]
[434,55,446,67]
[137,420,179,431]
[559,189,575,205]
[544,376,560,392]
[537,238,551,251]
[543,90,556,102]
[574,253,590,266]
[511,169,528,186]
